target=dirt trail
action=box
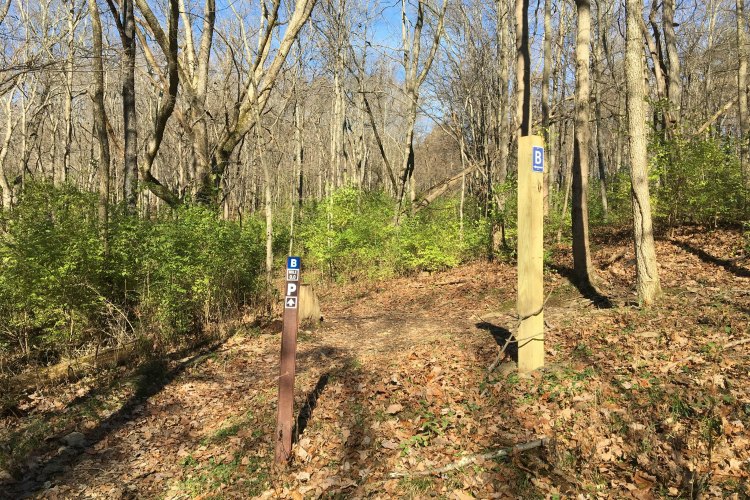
[3,229,750,498]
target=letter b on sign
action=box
[532,146,544,173]
[287,256,300,270]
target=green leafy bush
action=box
[0,183,264,367]
[651,134,747,225]
[297,187,487,280]
[0,184,104,363]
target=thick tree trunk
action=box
[626,0,662,306]
[572,0,594,285]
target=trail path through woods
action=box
[2,228,750,498]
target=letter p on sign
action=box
[532,146,544,173]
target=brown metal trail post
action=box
[275,256,300,464]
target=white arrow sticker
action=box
[285,296,298,309]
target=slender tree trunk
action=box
[515,0,531,136]
[663,0,681,126]
[737,0,750,189]
[295,98,304,210]
[572,0,594,285]
[541,0,552,215]
[594,0,608,218]
[626,0,662,306]
[63,2,75,186]
[0,95,13,210]
[90,0,110,250]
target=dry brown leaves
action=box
[2,227,749,498]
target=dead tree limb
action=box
[388,437,549,478]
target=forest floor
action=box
[1,226,750,499]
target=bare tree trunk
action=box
[106,0,139,211]
[495,0,511,248]
[572,0,594,285]
[515,0,531,137]
[62,2,75,186]
[541,0,552,215]
[705,0,718,124]
[295,97,304,210]
[737,0,750,189]
[90,0,110,250]
[626,0,662,306]
[663,0,681,126]
[0,94,13,210]
[137,0,180,207]
[394,0,447,220]
[594,0,608,218]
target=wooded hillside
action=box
[1,0,749,496]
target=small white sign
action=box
[286,269,299,282]
[285,296,298,309]
[286,282,297,295]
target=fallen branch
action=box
[388,437,549,478]
[724,338,750,350]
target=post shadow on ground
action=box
[475,322,518,363]
[671,239,750,278]
[548,264,613,308]
[4,339,228,498]
[293,373,329,443]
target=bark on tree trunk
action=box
[90,0,110,251]
[541,0,552,216]
[594,0,608,218]
[63,2,75,186]
[515,0,531,137]
[113,0,139,211]
[737,0,750,189]
[626,0,662,306]
[663,0,681,126]
[572,0,594,285]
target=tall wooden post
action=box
[517,137,545,372]
[275,256,301,464]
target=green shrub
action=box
[297,187,487,280]
[0,184,104,362]
[0,183,264,367]
[651,134,747,225]
[298,188,396,279]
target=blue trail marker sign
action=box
[276,256,301,464]
[532,146,544,173]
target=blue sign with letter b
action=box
[532,146,544,173]
[287,256,301,270]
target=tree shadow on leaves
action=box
[475,322,518,363]
[548,264,613,308]
[5,339,228,498]
[671,239,750,278]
